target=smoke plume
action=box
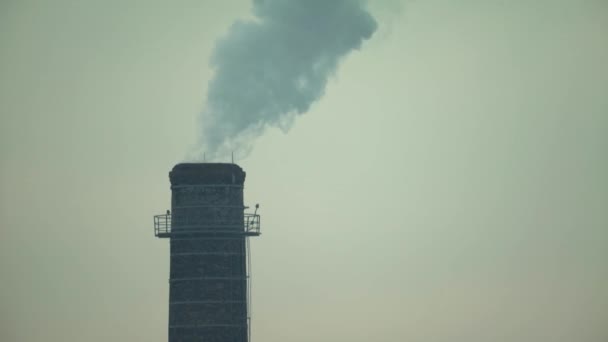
[195,0,377,160]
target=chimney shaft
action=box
[154,163,259,342]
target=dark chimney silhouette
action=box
[154,163,260,342]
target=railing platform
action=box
[154,213,261,238]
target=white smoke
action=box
[194,0,377,160]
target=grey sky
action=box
[1,1,607,342]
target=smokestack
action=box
[154,163,260,342]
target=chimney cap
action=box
[169,163,246,186]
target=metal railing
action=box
[244,213,261,235]
[154,214,172,237]
[154,213,261,238]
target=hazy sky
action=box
[1,1,607,342]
